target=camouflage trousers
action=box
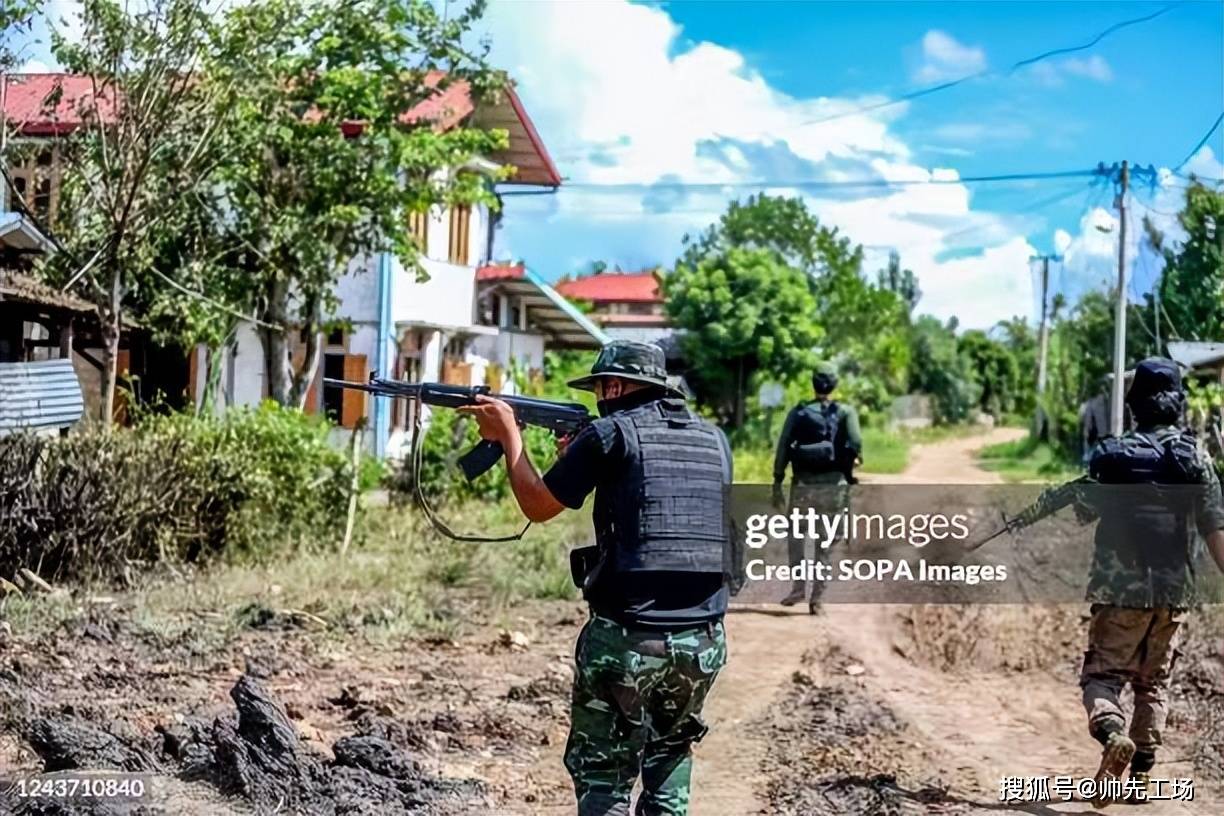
[1080,604,1185,755]
[565,614,727,816]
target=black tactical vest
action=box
[593,398,729,574]
[789,400,842,473]
[1086,428,1207,607]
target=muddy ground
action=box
[2,428,1222,815]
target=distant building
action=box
[555,269,672,339]
[2,72,606,457]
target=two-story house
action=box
[2,72,607,456]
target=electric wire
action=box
[798,4,1175,127]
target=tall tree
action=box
[877,250,921,315]
[1152,181,1224,342]
[203,0,509,407]
[665,246,821,427]
[909,316,980,424]
[33,0,221,424]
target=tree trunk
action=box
[289,296,322,410]
[260,278,293,405]
[98,270,124,428]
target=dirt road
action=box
[694,426,1220,815]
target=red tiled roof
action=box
[0,72,559,185]
[0,74,117,135]
[476,263,526,282]
[555,271,662,304]
[1,72,467,135]
[595,313,669,326]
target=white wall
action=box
[333,255,380,324]
[228,322,265,408]
[393,257,477,328]
[470,330,545,378]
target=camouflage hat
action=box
[568,341,679,395]
[1127,357,1183,404]
[812,360,839,393]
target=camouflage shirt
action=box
[1086,426,1224,608]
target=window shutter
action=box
[407,210,429,255]
[340,353,368,428]
[448,205,471,265]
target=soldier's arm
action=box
[458,396,565,523]
[1197,455,1224,573]
[1208,530,1224,574]
[841,405,863,457]
[772,407,798,485]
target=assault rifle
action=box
[323,378,592,543]
[968,474,1094,552]
[324,378,592,480]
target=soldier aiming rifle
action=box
[458,341,733,816]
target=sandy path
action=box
[695,426,1216,814]
[694,427,1026,814]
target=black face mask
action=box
[597,399,614,417]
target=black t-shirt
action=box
[543,390,729,631]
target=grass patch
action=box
[119,499,587,643]
[977,435,1081,483]
[733,422,998,481]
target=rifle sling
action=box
[410,408,532,543]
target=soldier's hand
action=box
[771,483,786,510]
[556,432,574,456]
[457,394,519,444]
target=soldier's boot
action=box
[779,583,805,607]
[1091,732,1136,809]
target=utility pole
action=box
[1030,253,1062,438]
[1111,160,1129,436]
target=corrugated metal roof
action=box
[476,264,610,349]
[0,271,93,312]
[0,358,85,433]
[1167,341,1224,370]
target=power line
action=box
[798,4,1175,127]
[501,168,1099,196]
[1173,111,1223,172]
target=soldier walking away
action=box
[771,361,862,612]
[1079,358,1224,808]
[459,341,732,816]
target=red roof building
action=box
[554,270,670,332]
[0,72,560,186]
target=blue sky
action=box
[477,0,1224,327]
[11,1,1224,328]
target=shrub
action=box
[0,404,353,583]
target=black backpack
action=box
[789,401,841,471]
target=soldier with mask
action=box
[459,340,731,816]
[1079,357,1224,807]
[771,361,862,610]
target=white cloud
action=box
[482,2,1067,328]
[913,30,987,83]
[1027,54,1114,86]
[17,58,52,73]
[1045,147,1224,306]
[1062,55,1113,82]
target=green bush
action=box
[0,404,354,583]
[139,402,351,556]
